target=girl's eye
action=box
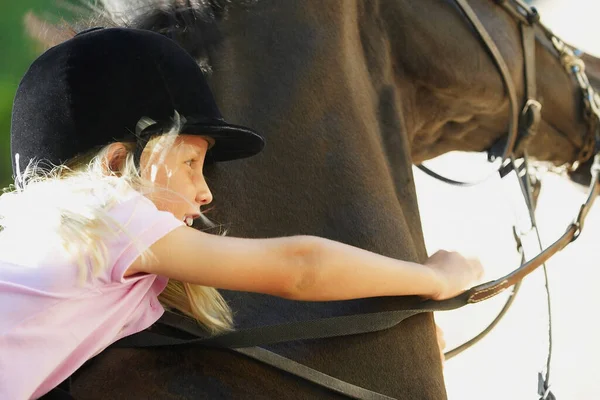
[185,159,195,167]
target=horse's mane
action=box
[24,0,256,73]
[128,3,222,71]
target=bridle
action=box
[417,0,600,399]
[107,1,600,399]
[418,0,599,185]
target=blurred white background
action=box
[419,1,600,399]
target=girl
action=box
[0,27,483,399]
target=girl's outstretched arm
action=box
[127,226,483,301]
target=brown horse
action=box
[27,0,600,398]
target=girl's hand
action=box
[424,250,484,300]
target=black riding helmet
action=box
[10,27,265,174]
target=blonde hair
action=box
[0,115,233,334]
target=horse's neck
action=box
[198,0,427,261]
[392,0,597,168]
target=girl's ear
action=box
[104,142,128,175]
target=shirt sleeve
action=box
[97,191,185,284]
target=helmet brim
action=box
[183,121,265,162]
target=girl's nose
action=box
[196,176,213,205]
[197,189,213,205]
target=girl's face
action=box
[140,134,213,225]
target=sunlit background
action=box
[0,1,598,399]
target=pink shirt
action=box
[0,191,184,399]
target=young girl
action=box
[0,27,483,399]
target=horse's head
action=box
[386,0,600,185]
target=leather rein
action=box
[106,1,600,399]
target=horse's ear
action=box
[23,11,76,50]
